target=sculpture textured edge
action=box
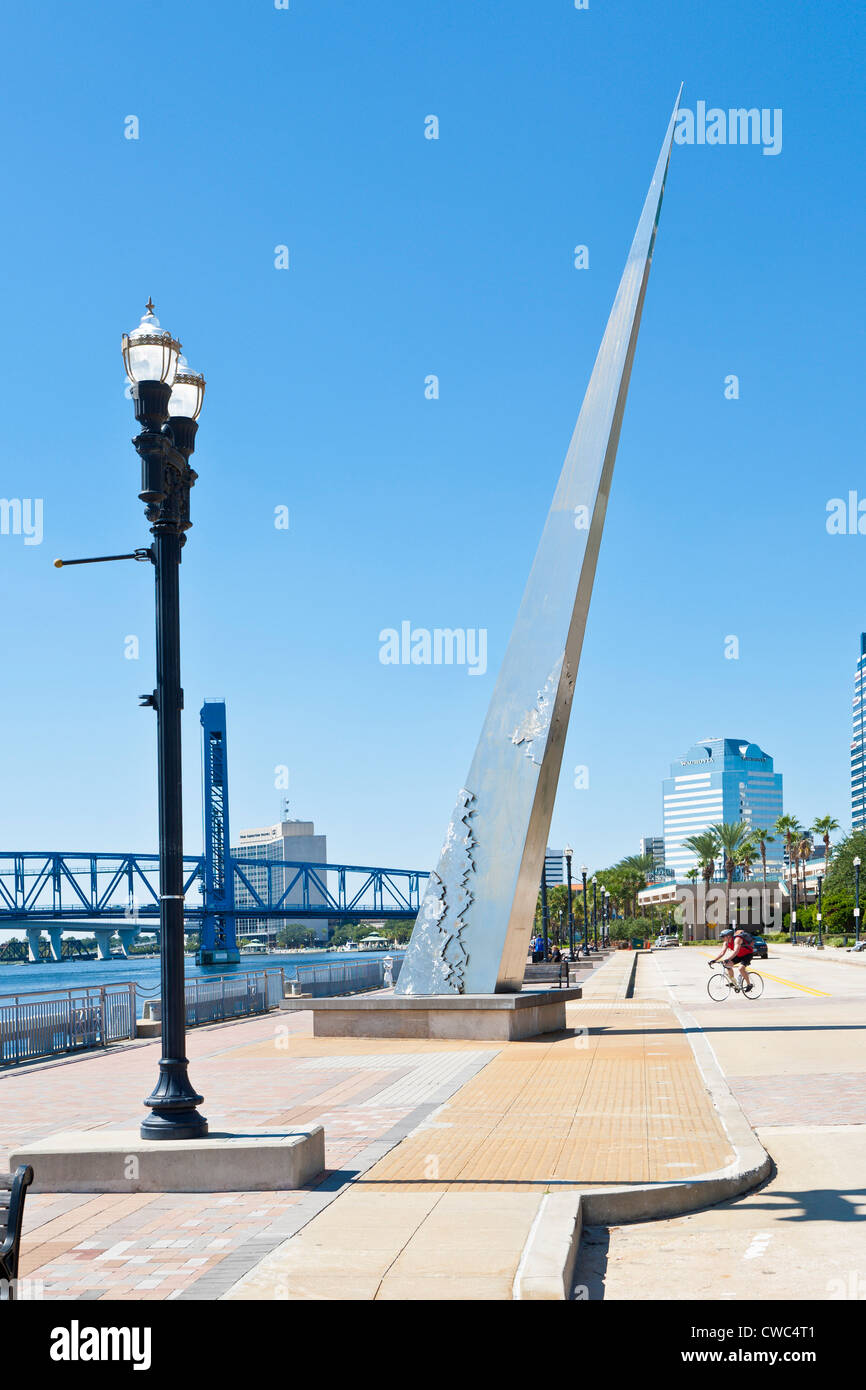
[397,90,682,996]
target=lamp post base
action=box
[141,1111,209,1142]
[141,1061,208,1141]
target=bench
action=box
[524,960,573,988]
[0,1165,33,1300]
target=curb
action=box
[512,961,772,1299]
[770,943,866,969]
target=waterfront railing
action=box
[292,957,403,998]
[183,969,285,1025]
[0,983,136,1065]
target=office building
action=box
[663,738,784,879]
[853,634,866,831]
[232,818,328,942]
[544,848,564,885]
[640,835,666,875]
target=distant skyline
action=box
[1,1,863,884]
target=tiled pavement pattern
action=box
[728,1072,866,1127]
[226,951,734,1300]
[2,1010,499,1300]
[3,950,734,1301]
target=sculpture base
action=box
[280,987,581,1041]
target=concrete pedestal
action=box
[280,986,581,1040]
[10,1127,325,1194]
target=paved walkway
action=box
[225,951,732,1300]
[577,945,866,1300]
[4,950,733,1301]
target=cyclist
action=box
[709,927,755,993]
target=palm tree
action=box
[797,831,813,899]
[682,831,719,935]
[738,837,757,882]
[713,821,752,926]
[774,814,803,899]
[750,828,775,891]
[812,815,840,877]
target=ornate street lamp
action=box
[816,870,824,951]
[564,845,575,960]
[581,864,589,953]
[592,875,598,949]
[540,861,550,962]
[855,857,861,945]
[57,301,207,1141]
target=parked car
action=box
[750,934,768,960]
[652,933,680,949]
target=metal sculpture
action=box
[397,92,682,996]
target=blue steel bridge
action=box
[0,852,428,962]
[0,702,428,964]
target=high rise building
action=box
[544,849,564,885]
[232,818,328,942]
[852,634,866,831]
[640,835,666,874]
[663,739,784,879]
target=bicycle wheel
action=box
[742,972,764,999]
[707,971,730,1001]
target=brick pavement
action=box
[2,950,735,1301]
[2,1009,500,1299]
[226,951,734,1300]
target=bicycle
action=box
[706,964,765,1001]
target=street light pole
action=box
[816,871,824,951]
[125,306,208,1141]
[581,865,589,953]
[855,857,861,945]
[592,875,598,949]
[564,845,575,960]
[791,877,798,948]
[540,861,550,962]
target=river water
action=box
[0,949,405,1017]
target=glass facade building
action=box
[663,738,784,879]
[853,634,866,831]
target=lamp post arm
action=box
[54,549,153,568]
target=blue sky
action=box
[1,0,864,878]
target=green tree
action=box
[682,830,718,933]
[812,815,840,876]
[774,814,803,897]
[712,821,751,926]
[749,828,776,890]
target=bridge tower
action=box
[197,700,240,965]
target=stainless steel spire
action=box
[397,92,682,996]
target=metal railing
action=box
[293,957,403,998]
[0,983,136,1065]
[183,968,285,1025]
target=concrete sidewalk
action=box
[4,949,765,1301]
[224,950,756,1301]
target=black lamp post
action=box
[592,875,598,949]
[816,871,824,951]
[604,889,611,944]
[854,856,862,945]
[581,865,589,953]
[540,861,550,962]
[59,303,207,1141]
[791,878,798,947]
[564,845,575,960]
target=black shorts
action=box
[731,953,753,967]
